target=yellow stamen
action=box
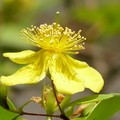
[20,23,86,54]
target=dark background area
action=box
[0,0,120,119]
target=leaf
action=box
[66,94,113,108]
[80,103,96,117]
[54,95,71,111]
[71,93,120,120]
[0,98,23,120]
[83,93,120,120]
[0,83,8,109]
[65,106,74,117]
[19,100,31,112]
[60,95,71,111]
[70,117,86,120]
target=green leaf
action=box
[54,95,71,111]
[80,103,96,117]
[71,93,120,120]
[0,98,22,120]
[19,100,31,112]
[60,95,71,111]
[65,106,74,117]
[66,94,113,108]
[0,83,8,109]
[71,117,86,120]
[0,84,26,120]
[83,93,120,120]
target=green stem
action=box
[46,116,52,120]
[56,11,60,25]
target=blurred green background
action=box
[0,0,120,120]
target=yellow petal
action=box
[1,50,49,86]
[1,64,39,85]
[50,53,104,94]
[49,53,85,94]
[3,50,36,64]
[63,54,104,93]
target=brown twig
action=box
[9,109,60,117]
[51,80,63,114]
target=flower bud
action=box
[42,85,57,114]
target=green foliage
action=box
[1,1,120,120]
[80,103,96,117]
[70,93,120,120]
[42,84,57,115]
[0,98,26,120]
[46,87,56,114]
[73,2,120,37]
[65,106,74,118]
[53,95,71,112]
[60,95,72,111]
[71,118,86,120]
[18,100,32,112]
[66,94,113,108]
[0,83,8,109]
[0,86,120,120]
[0,84,26,120]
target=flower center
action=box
[20,23,86,54]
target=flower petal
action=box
[1,50,49,86]
[49,53,104,94]
[63,54,104,93]
[49,53,85,94]
[1,64,39,85]
[3,50,36,64]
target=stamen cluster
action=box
[20,23,86,54]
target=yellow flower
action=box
[0,23,104,94]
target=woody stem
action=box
[51,80,63,114]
